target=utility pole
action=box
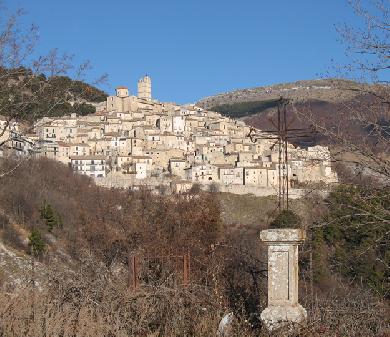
[247,97,313,211]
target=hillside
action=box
[0,157,388,335]
[0,67,108,122]
[198,79,389,150]
[197,78,362,112]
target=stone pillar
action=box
[260,229,307,331]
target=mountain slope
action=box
[197,78,362,112]
[198,79,388,149]
[0,67,108,121]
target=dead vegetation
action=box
[0,157,388,336]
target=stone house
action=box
[70,143,90,157]
[117,155,132,170]
[169,158,187,178]
[238,151,255,164]
[185,118,199,132]
[172,115,185,134]
[216,165,244,185]
[38,124,58,141]
[104,120,121,134]
[135,162,148,179]
[159,133,180,149]
[185,164,219,184]
[57,142,71,164]
[244,166,269,187]
[0,117,18,146]
[70,155,106,177]
[159,116,173,133]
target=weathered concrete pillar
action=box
[260,229,307,331]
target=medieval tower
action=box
[137,75,152,100]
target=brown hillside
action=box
[197,78,363,109]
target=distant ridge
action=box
[197,79,386,148]
[197,78,362,112]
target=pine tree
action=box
[40,201,60,232]
[28,229,45,257]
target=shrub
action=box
[317,185,390,297]
[269,209,301,229]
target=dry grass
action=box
[0,158,388,336]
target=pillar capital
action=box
[260,228,306,244]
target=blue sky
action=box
[7,0,358,103]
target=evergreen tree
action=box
[40,201,62,232]
[28,229,45,257]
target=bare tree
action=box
[0,6,106,177]
[293,0,390,297]
[294,0,389,182]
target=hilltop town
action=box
[0,76,337,194]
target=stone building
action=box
[14,75,339,194]
[138,75,152,101]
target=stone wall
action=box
[216,185,307,198]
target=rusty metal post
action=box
[188,251,191,285]
[128,254,138,290]
[283,104,289,210]
[246,97,313,212]
[278,104,282,210]
[183,252,190,287]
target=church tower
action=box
[137,75,152,100]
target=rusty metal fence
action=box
[128,252,191,290]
